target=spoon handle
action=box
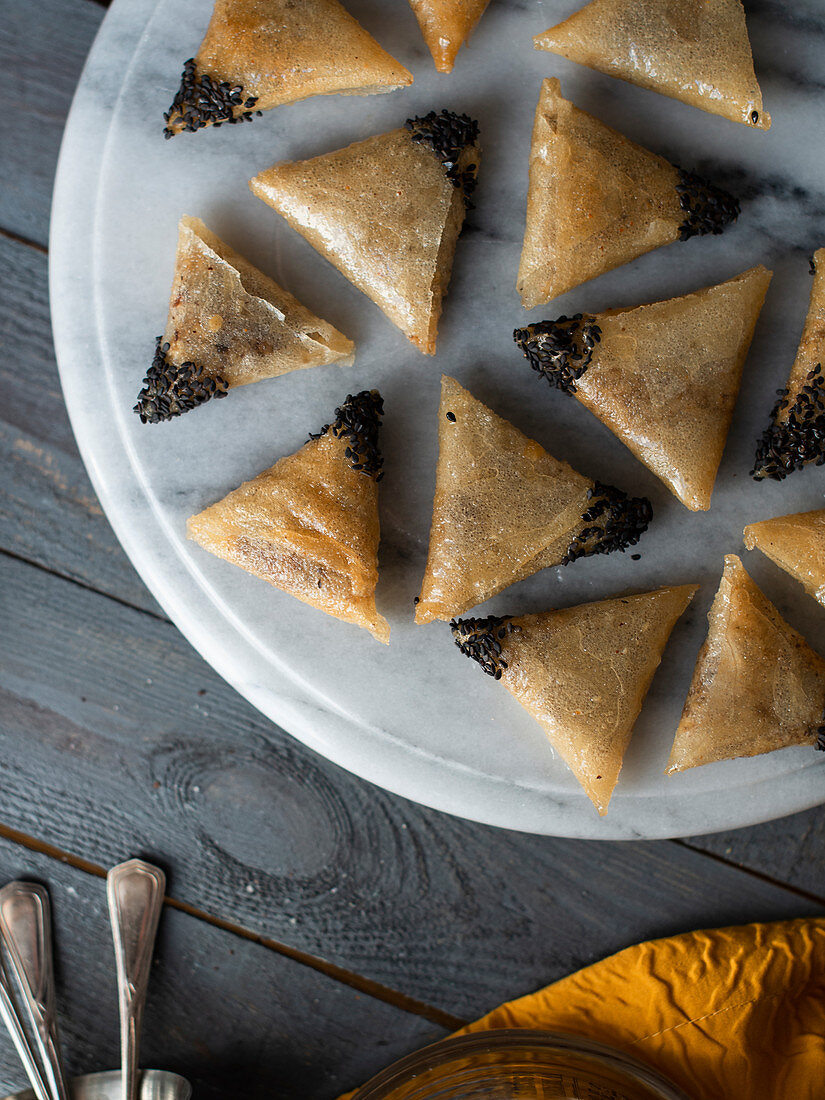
[0,954,51,1100]
[0,882,69,1100]
[107,860,166,1100]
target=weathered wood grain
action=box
[685,811,825,901]
[0,0,104,248]
[0,234,161,614]
[0,834,444,1099]
[0,237,72,452]
[2,549,823,1023]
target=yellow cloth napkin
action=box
[350,919,825,1100]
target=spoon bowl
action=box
[2,1069,191,1100]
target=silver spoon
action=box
[0,872,189,1100]
[106,861,165,1100]
[2,1070,191,1100]
[0,884,69,1100]
[0,952,50,1100]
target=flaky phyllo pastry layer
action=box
[534,0,769,130]
[745,510,825,609]
[517,78,740,309]
[668,556,825,773]
[408,0,492,73]
[164,0,412,136]
[250,110,480,354]
[134,217,353,423]
[515,266,772,511]
[753,248,825,480]
[415,376,652,623]
[452,585,696,814]
[187,391,389,642]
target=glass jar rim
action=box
[351,1028,692,1100]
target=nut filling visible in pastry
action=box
[135,216,354,423]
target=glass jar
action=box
[352,1029,691,1100]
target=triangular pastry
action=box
[752,249,825,480]
[187,390,389,642]
[517,79,740,309]
[250,111,480,355]
[515,266,772,511]
[415,376,653,623]
[534,0,769,131]
[667,555,825,773]
[163,0,412,137]
[134,217,354,423]
[408,0,492,73]
[452,585,697,814]
[745,509,825,609]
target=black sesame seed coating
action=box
[310,390,384,479]
[751,363,825,480]
[675,168,740,241]
[134,338,229,423]
[450,615,521,679]
[404,110,480,206]
[514,315,602,395]
[563,481,653,565]
[163,58,259,137]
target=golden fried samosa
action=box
[667,556,825,772]
[250,111,480,354]
[408,0,491,73]
[753,249,825,480]
[745,509,825,609]
[452,585,697,814]
[135,217,354,423]
[515,266,772,510]
[164,0,412,136]
[517,79,740,309]
[534,0,769,130]
[187,390,389,642]
[415,376,652,623]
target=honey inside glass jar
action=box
[352,1030,691,1100]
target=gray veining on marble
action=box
[51,0,825,838]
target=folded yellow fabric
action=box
[349,919,825,1100]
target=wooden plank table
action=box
[2,1,824,1096]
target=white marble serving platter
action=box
[51,0,825,838]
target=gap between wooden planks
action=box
[0,226,47,255]
[0,813,466,1032]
